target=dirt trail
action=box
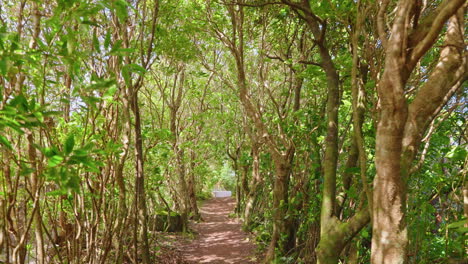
[181,197,257,264]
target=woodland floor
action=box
[179,197,257,264]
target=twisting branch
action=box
[281,0,310,15]
[351,0,372,216]
[408,0,465,67]
[377,0,389,48]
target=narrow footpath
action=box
[181,197,257,264]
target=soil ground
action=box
[180,197,257,264]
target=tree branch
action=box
[377,0,389,48]
[408,0,465,67]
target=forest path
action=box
[181,197,257,263]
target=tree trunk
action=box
[241,164,250,206]
[372,76,408,264]
[168,66,190,229]
[131,91,151,264]
[27,132,45,264]
[244,141,261,226]
[235,160,242,215]
[175,147,189,230]
[188,151,201,220]
[264,153,293,262]
[372,2,465,263]
[316,209,369,264]
[115,89,130,264]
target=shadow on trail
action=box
[181,197,256,264]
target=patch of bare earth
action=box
[180,197,257,264]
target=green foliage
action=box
[42,135,102,194]
[214,161,236,191]
[447,219,468,235]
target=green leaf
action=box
[33,111,44,122]
[0,135,12,150]
[103,85,117,101]
[342,99,351,107]
[93,31,100,52]
[121,64,146,86]
[64,134,75,155]
[42,146,59,158]
[48,155,64,167]
[122,66,131,86]
[114,0,129,21]
[73,149,88,157]
[81,20,100,27]
[445,146,467,162]
[109,39,123,53]
[20,165,35,176]
[0,58,7,76]
[110,47,135,55]
[67,33,75,55]
[104,31,111,49]
[454,227,468,234]
[46,189,67,196]
[125,63,147,75]
[66,175,80,192]
[362,229,369,238]
[345,167,360,174]
[9,94,29,111]
[447,219,467,229]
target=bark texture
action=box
[372,1,466,263]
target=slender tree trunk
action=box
[176,146,189,229]
[227,146,242,214]
[26,132,45,264]
[188,151,201,220]
[241,164,249,204]
[115,94,130,264]
[131,91,151,264]
[286,3,373,263]
[265,153,293,262]
[244,141,261,226]
[234,160,242,215]
[168,66,190,229]
[2,152,12,262]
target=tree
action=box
[372,1,465,262]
